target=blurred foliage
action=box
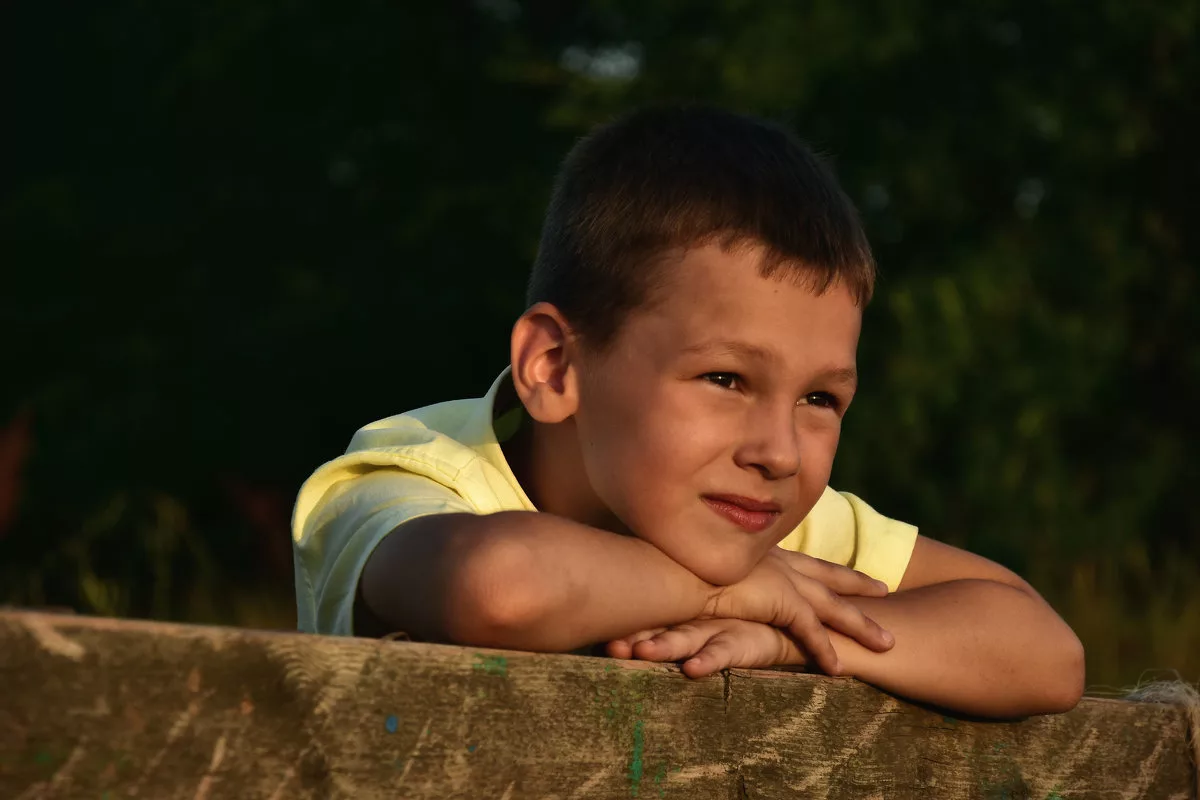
[2,0,1197,689]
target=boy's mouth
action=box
[702,494,782,533]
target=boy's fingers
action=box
[605,640,633,659]
[681,651,724,678]
[782,604,842,675]
[834,568,889,597]
[681,632,745,678]
[632,625,708,663]
[800,555,888,596]
[802,582,894,652]
[627,627,669,645]
[607,627,670,660]
[773,550,888,597]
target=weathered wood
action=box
[0,610,1194,799]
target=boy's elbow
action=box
[444,531,556,647]
[1009,587,1086,715]
[1034,629,1086,715]
[358,514,555,646]
[1050,631,1087,712]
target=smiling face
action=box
[562,242,863,585]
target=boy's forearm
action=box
[829,580,1085,717]
[362,511,712,650]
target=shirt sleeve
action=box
[775,487,918,591]
[292,469,474,636]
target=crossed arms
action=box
[357,510,1085,718]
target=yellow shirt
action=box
[292,371,918,635]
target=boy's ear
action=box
[510,302,581,424]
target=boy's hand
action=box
[699,550,893,675]
[607,619,807,677]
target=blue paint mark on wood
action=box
[384,714,399,733]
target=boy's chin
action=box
[674,549,761,587]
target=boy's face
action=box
[571,242,863,586]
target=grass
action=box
[1031,547,1200,692]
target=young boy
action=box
[292,106,1084,718]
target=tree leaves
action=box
[2,0,1196,682]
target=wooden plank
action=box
[0,610,1194,799]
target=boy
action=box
[292,106,1084,718]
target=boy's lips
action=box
[702,494,782,533]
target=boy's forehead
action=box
[612,248,862,372]
[643,244,861,322]
[651,242,848,300]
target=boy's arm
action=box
[358,509,893,665]
[616,536,1084,717]
[829,536,1085,716]
[359,510,710,649]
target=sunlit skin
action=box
[510,241,862,587]
[498,239,1085,714]
[353,237,1087,715]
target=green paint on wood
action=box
[472,654,508,676]
[981,768,1031,800]
[627,718,646,797]
[653,761,668,798]
[591,666,656,797]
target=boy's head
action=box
[510,106,876,585]
[526,105,875,350]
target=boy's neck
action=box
[503,415,629,535]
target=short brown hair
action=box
[526,105,876,348]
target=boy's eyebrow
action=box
[681,341,859,388]
[681,340,781,364]
[814,366,859,389]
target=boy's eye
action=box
[702,372,741,390]
[800,392,841,411]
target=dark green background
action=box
[3,0,1197,688]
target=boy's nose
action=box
[735,403,801,480]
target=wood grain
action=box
[0,611,1194,799]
